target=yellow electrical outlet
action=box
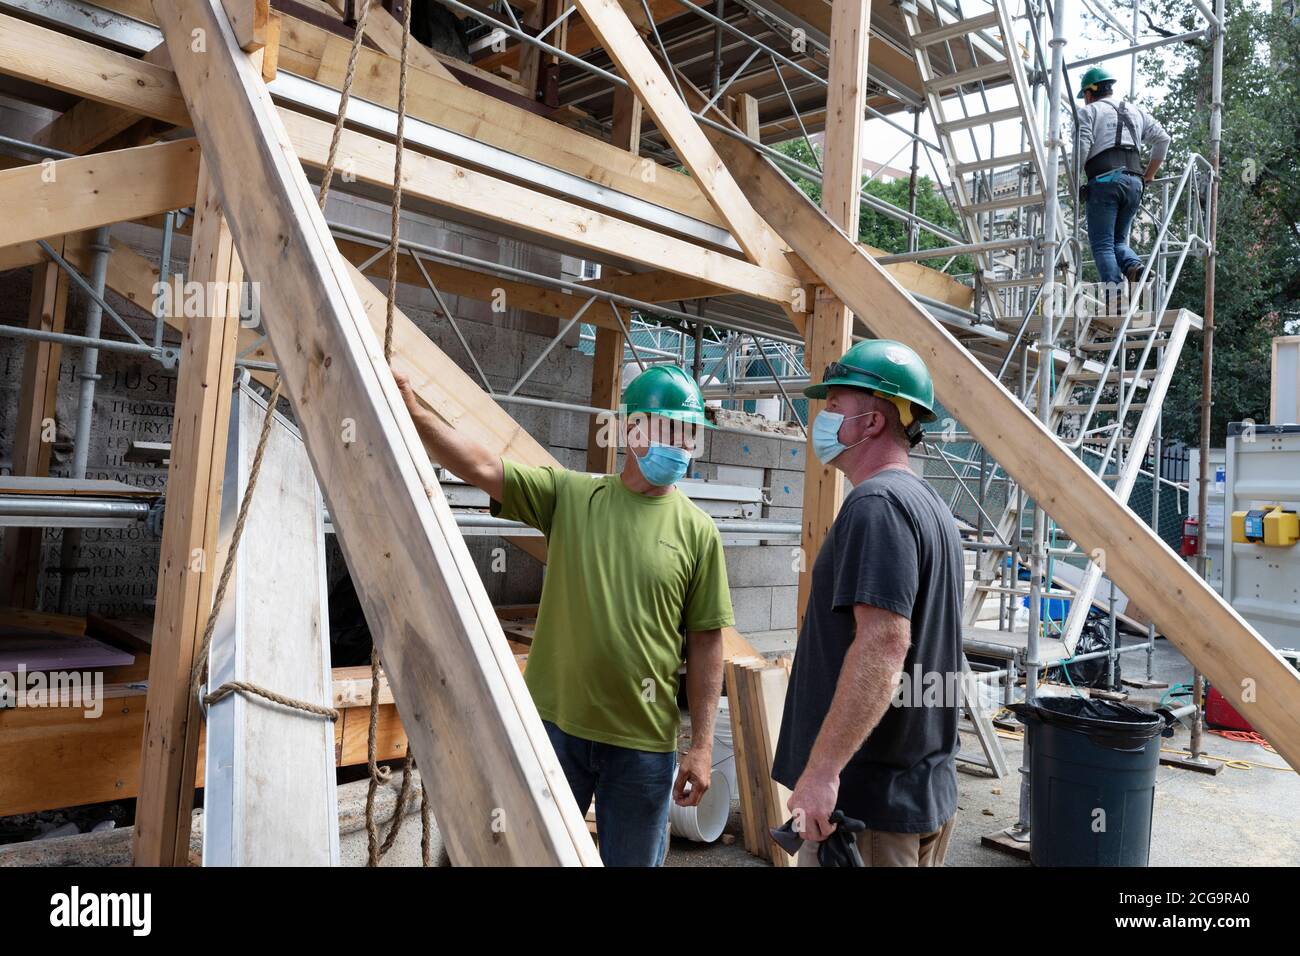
[1262,508,1299,547]
[1233,506,1300,546]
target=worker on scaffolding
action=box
[771,341,964,866]
[393,363,733,866]
[1074,66,1171,302]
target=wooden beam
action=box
[283,19,721,227]
[153,0,595,865]
[570,0,794,279]
[0,660,410,820]
[476,0,680,72]
[133,161,244,866]
[221,0,272,51]
[0,238,72,608]
[315,25,531,103]
[363,3,457,82]
[516,0,548,100]
[336,238,623,334]
[64,233,566,493]
[0,7,964,314]
[279,107,801,308]
[585,83,640,475]
[705,131,1300,773]
[260,11,283,82]
[343,260,554,567]
[585,323,623,474]
[797,0,870,625]
[0,139,199,251]
[866,243,974,310]
[609,82,643,155]
[31,45,172,155]
[582,270,723,303]
[0,241,46,273]
[729,92,761,140]
[0,13,188,126]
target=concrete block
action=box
[708,429,782,469]
[685,460,717,482]
[716,464,765,488]
[688,426,712,462]
[338,773,448,867]
[765,506,801,524]
[548,445,588,472]
[777,439,806,472]
[507,402,551,447]
[770,585,799,631]
[547,410,591,451]
[728,586,773,633]
[724,545,799,588]
[768,467,804,508]
[466,536,543,604]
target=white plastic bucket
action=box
[713,698,738,797]
[668,768,731,842]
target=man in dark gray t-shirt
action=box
[772,340,964,867]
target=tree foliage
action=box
[1129,0,1300,444]
[769,138,975,275]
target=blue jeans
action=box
[543,720,676,867]
[1085,172,1144,285]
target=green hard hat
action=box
[623,363,713,429]
[803,339,937,425]
[1077,65,1116,99]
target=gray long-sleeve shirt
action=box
[1075,97,1171,167]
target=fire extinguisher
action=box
[1181,517,1199,557]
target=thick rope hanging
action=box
[364,0,434,868]
[191,0,431,865]
[191,0,375,718]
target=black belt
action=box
[1085,146,1143,180]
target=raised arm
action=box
[392,369,504,502]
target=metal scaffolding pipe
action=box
[1015,0,1071,845]
[0,322,159,357]
[0,496,151,522]
[454,511,799,537]
[59,226,112,613]
[493,393,805,443]
[1065,28,1210,71]
[1192,0,1226,766]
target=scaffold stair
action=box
[960,306,1194,632]
[899,0,1066,321]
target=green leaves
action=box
[1142,0,1299,445]
[768,138,973,275]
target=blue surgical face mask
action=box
[811,410,872,465]
[634,442,691,486]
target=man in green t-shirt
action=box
[393,363,734,866]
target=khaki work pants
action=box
[796,814,956,867]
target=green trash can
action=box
[1011,697,1166,867]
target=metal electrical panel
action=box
[1222,424,1300,650]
